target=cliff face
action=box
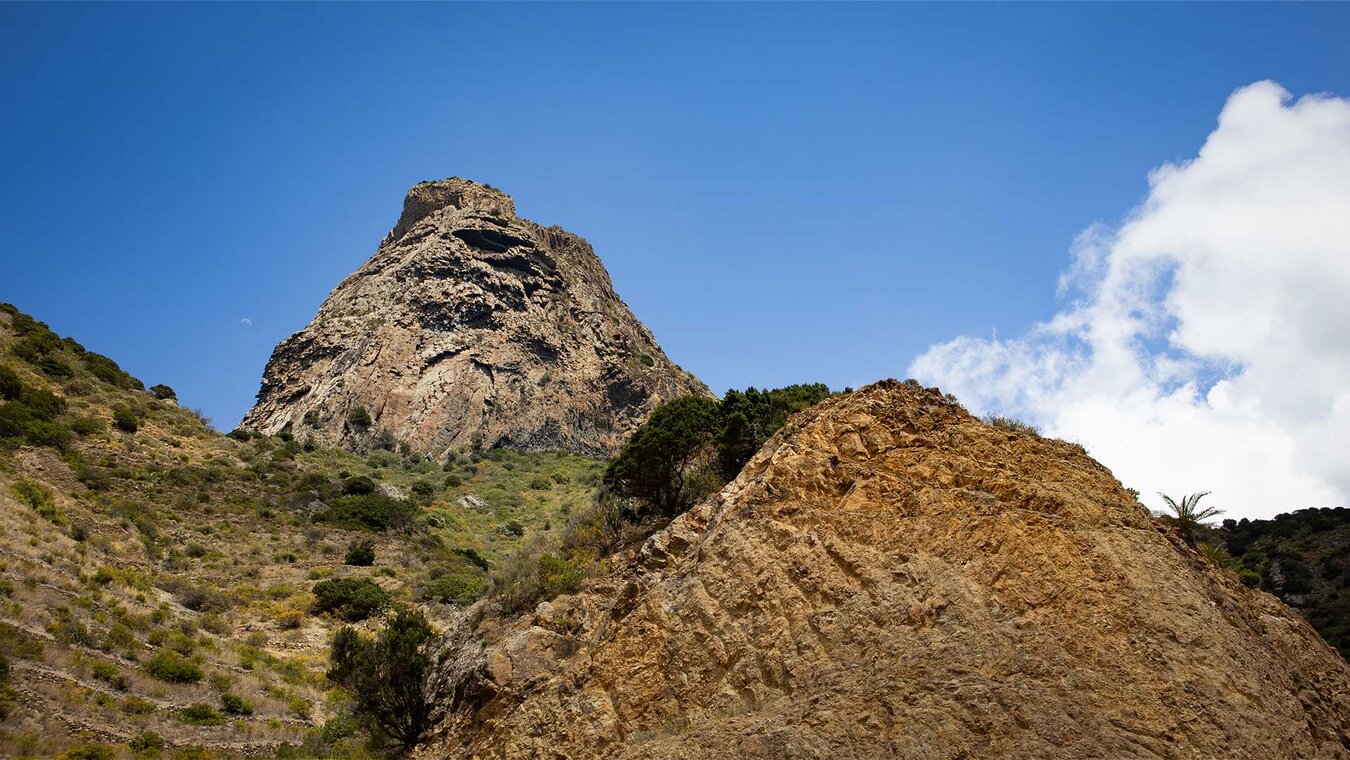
[242,179,709,457]
[433,381,1350,759]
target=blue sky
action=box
[2,2,1348,441]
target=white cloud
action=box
[239,318,253,327]
[910,81,1350,520]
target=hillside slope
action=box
[0,304,601,758]
[1218,508,1350,658]
[430,380,1350,759]
[243,178,709,457]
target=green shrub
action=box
[180,702,223,725]
[68,415,103,435]
[0,403,70,449]
[83,353,141,390]
[10,479,63,523]
[0,654,11,720]
[421,573,484,605]
[221,692,254,716]
[121,696,155,715]
[345,538,376,566]
[59,744,117,760]
[112,404,138,433]
[367,449,399,468]
[410,479,436,499]
[144,650,203,683]
[347,406,372,433]
[342,475,376,495]
[0,365,22,400]
[38,354,73,377]
[373,427,397,451]
[528,476,552,491]
[316,493,416,532]
[443,474,462,488]
[129,731,167,752]
[149,384,177,401]
[91,661,130,691]
[20,386,65,419]
[312,577,390,622]
[537,553,584,599]
[454,547,490,571]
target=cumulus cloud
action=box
[910,81,1350,520]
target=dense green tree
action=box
[327,609,448,751]
[605,385,833,522]
[604,395,720,518]
[716,384,831,477]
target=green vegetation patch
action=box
[312,577,391,622]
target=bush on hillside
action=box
[347,406,372,433]
[316,493,416,532]
[410,479,436,500]
[144,650,203,683]
[312,577,390,622]
[0,366,22,400]
[112,404,138,433]
[0,654,12,720]
[83,352,142,390]
[373,427,398,451]
[10,479,63,523]
[58,744,116,760]
[421,572,484,605]
[345,538,376,566]
[221,692,254,716]
[341,475,377,495]
[180,702,224,725]
[149,383,177,401]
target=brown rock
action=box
[429,380,1350,759]
[242,178,709,456]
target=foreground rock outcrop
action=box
[432,380,1350,759]
[243,178,708,456]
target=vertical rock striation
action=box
[242,178,709,457]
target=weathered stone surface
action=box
[242,178,709,457]
[428,380,1350,759]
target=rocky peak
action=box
[242,178,709,457]
[431,380,1350,758]
[389,178,517,242]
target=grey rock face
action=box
[242,178,709,457]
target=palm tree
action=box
[1158,491,1224,545]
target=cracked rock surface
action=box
[242,178,709,456]
[429,380,1350,759]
